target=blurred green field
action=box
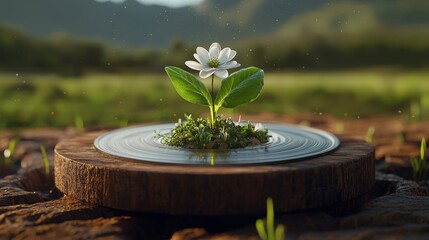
[1,68,429,129]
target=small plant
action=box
[255,197,286,240]
[74,115,85,133]
[410,138,427,182]
[164,42,268,148]
[165,42,263,128]
[158,114,270,149]
[3,137,20,166]
[365,126,375,143]
[40,145,50,176]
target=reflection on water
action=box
[186,150,232,166]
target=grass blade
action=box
[267,197,275,240]
[3,137,20,166]
[275,224,286,240]
[40,145,50,175]
[365,126,375,143]
[255,219,268,240]
[74,115,85,133]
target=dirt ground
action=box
[0,114,428,239]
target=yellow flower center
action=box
[208,58,220,68]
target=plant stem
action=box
[211,75,214,98]
[210,75,215,128]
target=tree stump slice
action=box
[55,132,375,215]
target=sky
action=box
[96,0,204,8]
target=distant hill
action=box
[0,0,427,48]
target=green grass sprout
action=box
[74,115,85,133]
[255,197,286,240]
[410,138,427,182]
[3,137,20,166]
[40,145,50,176]
[365,126,375,143]
[335,122,344,133]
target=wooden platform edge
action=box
[55,132,375,215]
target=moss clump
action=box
[157,115,270,149]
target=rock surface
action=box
[0,115,428,239]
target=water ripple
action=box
[94,123,340,165]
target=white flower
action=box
[254,123,264,131]
[185,42,241,79]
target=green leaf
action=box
[421,137,426,161]
[40,145,50,176]
[165,66,212,107]
[255,219,268,240]
[275,224,286,240]
[8,137,20,155]
[267,197,275,240]
[214,67,264,112]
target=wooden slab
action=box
[55,132,375,215]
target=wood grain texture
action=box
[55,132,375,215]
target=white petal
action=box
[196,47,210,64]
[210,42,221,52]
[226,50,237,62]
[218,48,231,64]
[209,42,220,58]
[214,69,228,79]
[185,61,204,70]
[199,69,215,78]
[193,53,202,63]
[201,66,213,71]
[255,123,263,131]
[219,61,240,69]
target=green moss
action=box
[157,115,270,149]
